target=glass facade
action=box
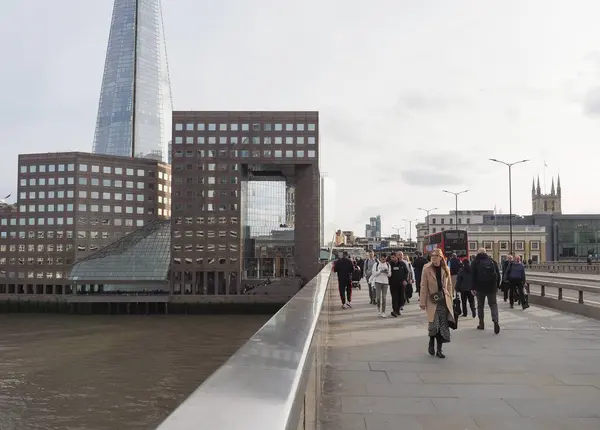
[556,218,600,258]
[92,0,172,163]
[241,179,296,279]
[69,220,171,285]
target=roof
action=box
[68,220,171,283]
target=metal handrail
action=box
[155,263,333,430]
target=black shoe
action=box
[477,322,485,330]
[462,312,467,317]
[471,309,476,318]
[428,338,435,356]
[391,312,398,318]
[436,350,446,359]
[494,321,500,334]
[509,304,514,309]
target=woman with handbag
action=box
[419,248,456,358]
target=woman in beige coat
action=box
[419,248,455,358]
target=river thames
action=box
[0,313,270,429]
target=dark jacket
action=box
[413,256,427,280]
[455,267,473,293]
[448,257,462,275]
[389,260,409,285]
[471,253,501,292]
[506,261,527,283]
[333,257,354,279]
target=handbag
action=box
[429,291,445,304]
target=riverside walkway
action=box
[321,282,600,430]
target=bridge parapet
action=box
[156,263,333,430]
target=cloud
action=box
[399,169,463,187]
[583,87,600,116]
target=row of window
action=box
[1,218,143,236]
[468,240,541,251]
[20,177,155,190]
[1,257,69,265]
[3,243,73,253]
[17,202,150,215]
[174,243,238,252]
[174,216,239,225]
[174,149,316,160]
[175,122,317,132]
[173,230,238,239]
[0,271,66,280]
[174,163,239,173]
[429,217,472,225]
[174,136,316,145]
[173,176,239,186]
[20,164,151,177]
[173,204,239,212]
[173,257,238,265]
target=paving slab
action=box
[320,281,600,429]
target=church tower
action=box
[532,175,562,215]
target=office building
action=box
[365,215,381,239]
[170,111,320,295]
[320,175,336,246]
[92,0,173,163]
[0,152,170,294]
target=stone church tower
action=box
[532,175,562,215]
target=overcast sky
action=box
[1,0,599,239]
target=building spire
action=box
[531,177,536,195]
[551,177,555,195]
[557,174,561,195]
[536,175,541,195]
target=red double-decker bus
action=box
[423,230,469,260]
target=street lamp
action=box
[489,158,530,254]
[402,219,419,244]
[417,207,438,234]
[442,190,469,232]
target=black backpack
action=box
[476,258,497,285]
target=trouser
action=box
[503,284,509,301]
[375,282,388,313]
[460,291,475,314]
[366,273,376,301]
[338,277,352,304]
[389,282,405,313]
[476,289,499,323]
[415,277,421,295]
[509,280,525,308]
[451,274,458,289]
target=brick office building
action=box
[0,152,171,295]
[170,111,320,295]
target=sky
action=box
[2,0,600,240]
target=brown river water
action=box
[0,313,270,430]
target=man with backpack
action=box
[505,255,529,310]
[471,248,501,334]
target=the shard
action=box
[92,0,172,162]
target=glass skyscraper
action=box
[92,0,173,163]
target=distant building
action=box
[365,215,381,239]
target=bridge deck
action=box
[321,282,600,430]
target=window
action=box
[499,241,508,251]
[308,123,316,131]
[482,241,493,250]
[515,241,524,251]
[468,241,477,251]
[530,241,540,250]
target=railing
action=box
[526,275,600,318]
[156,263,333,430]
[529,262,600,273]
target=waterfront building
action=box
[170,111,321,294]
[0,152,170,294]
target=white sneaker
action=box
[341,303,347,309]
[380,312,387,318]
[346,302,352,308]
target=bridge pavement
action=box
[321,282,600,430]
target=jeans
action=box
[338,277,352,305]
[509,280,525,308]
[366,272,375,301]
[375,282,388,313]
[460,291,475,314]
[389,282,405,314]
[476,289,499,323]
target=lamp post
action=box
[391,226,404,241]
[417,207,438,235]
[489,158,530,254]
[402,218,418,244]
[442,190,469,232]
